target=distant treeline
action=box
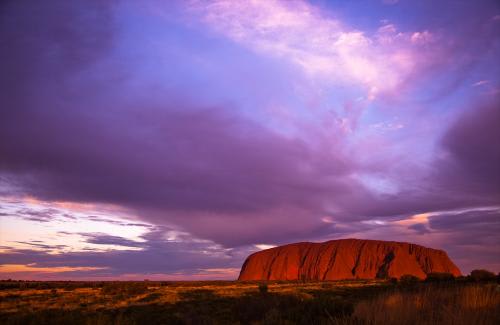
[1,269,498,291]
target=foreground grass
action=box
[0,280,498,324]
[341,283,500,325]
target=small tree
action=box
[470,269,496,282]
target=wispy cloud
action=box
[472,80,490,87]
[13,241,68,250]
[78,233,146,248]
[0,264,108,278]
[187,0,439,99]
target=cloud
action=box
[85,215,152,228]
[428,209,500,236]
[0,264,106,274]
[0,100,358,245]
[13,241,68,250]
[436,96,500,201]
[79,233,146,248]
[0,227,254,279]
[13,208,60,223]
[408,223,431,235]
[186,0,444,100]
[427,208,500,273]
[472,80,490,87]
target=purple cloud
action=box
[0,228,247,277]
[437,97,500,199]
[79,233,146,248]
[13,241,68,250]
[408,223,431,235]
[85,215,152,228]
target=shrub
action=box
[425,272,455,282]
[138,292,161,303]
[127,282,149,295]
[101,282,149,296]
[399,274,420,285]
[455,275,470,283]
[258,283,268,294]
[470,269,496,282]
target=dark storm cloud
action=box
[437,97,500,201]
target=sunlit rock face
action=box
[238,239,461,280]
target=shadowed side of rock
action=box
[238,239,461,280]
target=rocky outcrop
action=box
[238,239,461,280]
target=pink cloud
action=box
[186,0,442,100]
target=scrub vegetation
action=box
[0,272,499,324]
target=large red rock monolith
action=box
[238,239,461,280]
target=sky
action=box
[0,0,499,280]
